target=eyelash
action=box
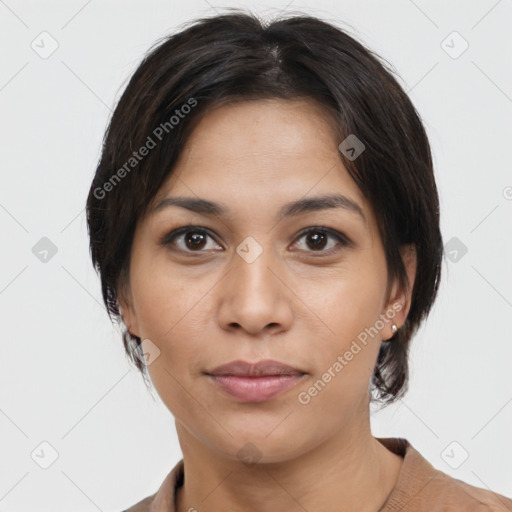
[159,225,351,257]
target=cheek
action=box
[130,254,215,340]
[296,291,383,418]
[312,264,386,342]
[301,267,385,390]
[129,268,214,396]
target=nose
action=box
[216,239,294,337]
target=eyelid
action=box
[159,225,220,249]
[295,226,352,246]
[160,225,352,254]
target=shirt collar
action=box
[146,437,439,512]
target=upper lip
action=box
[206,359,306,377]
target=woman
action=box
[86,10,512,512]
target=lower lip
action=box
[207,374,306,402]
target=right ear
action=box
[117,281,141,338]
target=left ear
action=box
[382,244,417,340]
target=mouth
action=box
[204,359,307,402]
[206,359,306,377]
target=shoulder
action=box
[121,494,156,512]
[119,459,184,512]
[377,437,512,511]
[420,470,512,511]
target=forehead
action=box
[151,99,376,233]
[180,98,341,165]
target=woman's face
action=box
[119,99,415,463]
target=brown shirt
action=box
[123,437,512,511]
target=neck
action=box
[174,403,403,512]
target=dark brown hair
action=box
[86,9,443,405]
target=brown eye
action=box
[161,227,222,253]
[292,227,350,255]
[305,231,328,250]
[184,231,207,250]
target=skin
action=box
[119,98,417,512]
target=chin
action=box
[219,429,311,465]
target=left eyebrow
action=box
[278,194,367,225]
[152,193,367,225]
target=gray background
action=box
[1,0,511,509]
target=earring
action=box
[391,324,398,335]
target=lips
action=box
[206,359,306,377]
[205,360,307,402]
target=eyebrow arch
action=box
[152,194,367,225]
